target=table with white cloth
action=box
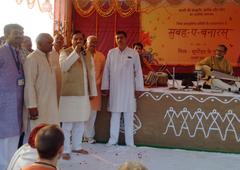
[95,81,240,153]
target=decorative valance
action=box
[72,0,139,17]
[73,0,240,17]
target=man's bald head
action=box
[86,35,97,53]
[36,33,52,44]
[86,35,97,43]
[36,33,53,54]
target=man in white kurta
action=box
[101,31,144,146]
[59,31,97,160]
[24,33,59,130]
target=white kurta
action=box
[101,47,144,113]
[7,143,60,170]
[7,143,37,170]
[59,50,97,122]
[24,49,59,128]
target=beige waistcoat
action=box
[61,47,95,96]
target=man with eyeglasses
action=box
[196,44,240,92]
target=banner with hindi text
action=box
[141,1,240,66]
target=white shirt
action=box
[24,49,59,129]
[101,47,144,112]
[7,144,37,170]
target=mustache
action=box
[76,42,84,46]
[15,37,23,39]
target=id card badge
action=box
[17,77,25,86]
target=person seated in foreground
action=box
[195,44,240,92]
[20,125,64,170]
[118,161,148,170]
[7,124,48,170]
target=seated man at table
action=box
[195,44,240,92]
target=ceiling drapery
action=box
[72,0,139,17]
[73,0,240,17]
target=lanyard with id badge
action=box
[9,46,25,86]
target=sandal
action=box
[62,153,71,160]
[72,149,89,155]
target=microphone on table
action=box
[166,66,178,90]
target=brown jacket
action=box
[60,47,96,96]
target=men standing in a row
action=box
[59,31,97,160]
[24,33,59,130]
[84,35,106,144]
[102,31,144,146]
[0,24,24,170]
